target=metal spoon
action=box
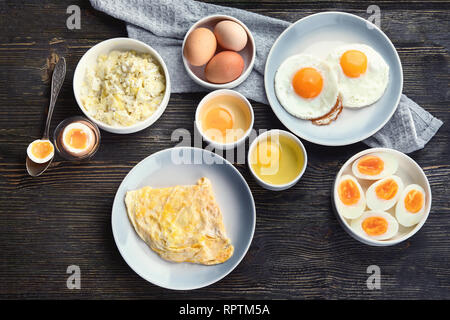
[26,56,66,177]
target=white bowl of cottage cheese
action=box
[73,38,171,134]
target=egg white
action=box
[352,152,398,180]
[395,184,426,227]
[366,175,404,211]
[275,54,339,120]
[27,139,54,164]
[326,44,389,108]
[351,211,399,241]
[336,174,366,219]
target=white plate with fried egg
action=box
[265,12,403,146]
[332,148,431,246]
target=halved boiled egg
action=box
[27,139,54,164]
[62,122,95,156]
[366,175,404,211]
[351,211,399,241]
[352,152,398,180]
[336,174,366,219]
[395,184,427,227]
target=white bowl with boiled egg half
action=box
[333,148,431,246]
[182,15,255,90]
[73,38,171,134]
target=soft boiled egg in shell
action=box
[336,174,366,219]
[396,184,427,227]
[62,122,95,156]
[351,211,399,241]
[366,175,404,211]
[352,152,398,180]
[326,43,389,108]
[275,54,339,120]
[27,139,54,164]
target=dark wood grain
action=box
[0,0,449,299]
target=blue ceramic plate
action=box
[265,12,403,146]
[111,147,256,290]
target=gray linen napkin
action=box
[90,0,443,153]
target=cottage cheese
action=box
[80,50,166,127]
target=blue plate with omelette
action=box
[264,12,403,146]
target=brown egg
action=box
[205,51,245,84]
[183,28,217,66]
[214,20,248,52]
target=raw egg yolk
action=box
[340,50,368,78]
[357,155,384,176]
[204,107,233,136]
[256,140,281,168]
[362,217,388,236]
[31,141,53,159]
[292,67,323,99]
[338,179,360,206]
[65,128,88,149]
[404,190,424,213]
[375,179,398,200]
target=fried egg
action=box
[352,152,398,180]
[336,175,366,219]
[326,44,389,108]
[27,139,54,164]
[275,54,339,119]
[351,211,399,241]
[396,184,427,227]
[366,175,404,211]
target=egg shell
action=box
[183,28,217,66]
[213,20,248,52]
[205,51,245,84]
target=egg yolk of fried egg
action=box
[292,67,324,99]
[27,139,54,164]
[340,50,368,78]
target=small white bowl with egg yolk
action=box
[333,147,432,246]
[195,89,254,150]
[247,129,307,191]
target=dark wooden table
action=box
[1,0,449,300]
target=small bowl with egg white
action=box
[182,15,255,90]
[195,89,254,150]
[248,129,307,191]
[73,37,171,134]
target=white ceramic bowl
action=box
[195,89,254,150]
[248,129,308,191]
[73,38,171,134]
[182,15,255,90]
[333,148,432,246]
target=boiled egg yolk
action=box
[340,50,368,78]
[204,107,233,136]
[31,141,54,160]
[375,178,398,200]
[338,179,361,206]
[65,128,88,150]
[292,67,323,99]
[357,155,384,176]
[404,189,424,213]
[362,216,388,236]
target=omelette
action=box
[125,177,234,265]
